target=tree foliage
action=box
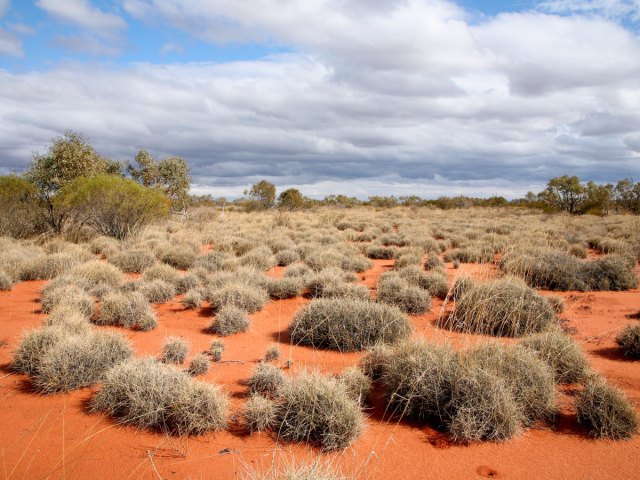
[55,175,170,239]
[246,180,276,210]
[0,175,47,238]
[128,150,191,211]
[278,188,305,210]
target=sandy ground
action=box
[0,258,639,479]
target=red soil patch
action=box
[1,261,639,479]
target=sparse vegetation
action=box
[97,291,157,330]
[616,324,640,359]
[187,353,210,376]
[211,305,250,336]
[162,337,189,364]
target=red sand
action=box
[1,261,639,479]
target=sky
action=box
[0,0,639,199]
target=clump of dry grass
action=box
[397,266,449,298]
[182,288,203,309]
[365,245,396,260]
[138,279,176,303]
[576,377,638,439]
[291,298,412,351]
[176,273,200,294]
[521,327,589,384]
[211,305,250,336]
[209,282,268,313]
[268,277,305,299]
[441,276,555,337]
[109,249,155,273]
[253,370,363,451]
[72,261,123,289]
[0,270,13,290]
[13,326,67,375]
[616,324,640,359]
[44,305,91,333]
[377,273,431,314]
[337,367,371,406]
[245,394,276,432]
[546,295,565,313]
[263,345,281,362]
[33,331,132,393]
[187,353,210,376]
[276,249,301,266]
[20,253,79,280]
[97,291,157,331]
[162,337,189,364]
[242,458,348,480]
[210,339,225,361]
[144,263,180,285]
[91,358,228,435]
[41,284,94,317]
[248,362,286,396]
[161,247,197,270]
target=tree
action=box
[539,176,587,214]
[278,188,305,210]
[128,150,191,211]
[0,175,47,238]
[26,130,118,232]
[245,180,276,210]
[584,181,613,215]
[55,175,170,239]
[613,178,640,213]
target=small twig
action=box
[217,360,245,365]
[146,450,163,480]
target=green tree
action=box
[128,150,191,211]
[613,178,640,213]
[584,181,613,215]
[245,180,276,210]
[278,188,305,210]
[539,176,587,214]
[0,175,47,238]
[26,131,117,232]
[55,175,170,240]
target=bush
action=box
[245,394,276,432]
[0,175,47,238]
[337,367,371,406]
[441,276,555,337]
[138,279,176,303]
[13,326,67,375]
[521,327,589,384]
[182,289,203,309]
[187,353,210,376]
[398,266,448,297]
[44,305,91,333]
[291,298,411,352]
[161,248,196,270]
[54,175,169,240]
[176,273,199,294]
[162,337,189,364]
[98,291,156,331]
[144,263,180,285]
[209,283,268,313]
[20,253,79,280]
[41,284,94,317]
[366,246,396,259]
[248,362,286,396]
[276,249,300,266]
[616,324,640,359]
[211,305,250,336]
[210,340,225,361]
[91,358,228,435]
[377,273,431,314]
[72,261,123,289]
[109,250,155,273]
[268,277,304,299]
[305,268,358,298]
[263,345,281,362]
[546,295,565,313]
[0,270,13,290]
[270,370,364,450]
[576,378,638,439]
[33,331,132,393]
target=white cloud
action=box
[37,0,126,35]
[0,28,22,57]
[160,42,184,55]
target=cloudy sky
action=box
[0,0,639,199]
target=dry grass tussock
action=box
[161,337,189,364]
[91,358,228,435]
[187,353,210,376]
[242,457,349,480]
[616,324,640,359]
[291,298,412,351]
[97,291,157,331]
[377,272,431,314]
[211,305,250,336]
[108,249,155,273]
[440,276,555,337]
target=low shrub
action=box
[187,353,210,376]
[248,362,286,396]
[305,268,358,298]
[441,276,555,337]
[291,298,411,351]
[162,337,189,364]
[44,305,91,333]
[91,358,228,435]
[13,326,67,375]
[424,254,444,271]
[616,324,640,359]
[269,370,364,450]
[377,273,431,314]
[444,245,494,264]
[33,331,132,393]
[138,279,176,303]
[397,266,448,297]
[521,327,589,384]
[576,378,638,439]
[546,295,565,313]
[283,263,313,279]
[211,305,250,336]
[209,283,268,313]
[109,250,155,273]
[97,291,157,330]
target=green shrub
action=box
[54,175,169,240]
[211,305,250,336]
[291,298,411,352]
[616,324,640,359]
[0,175,47,238]
[521,327,589,384]
[162,337,189,364]
[91,358,228,435]
[441,276,555,337]
[576,378,638,439]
